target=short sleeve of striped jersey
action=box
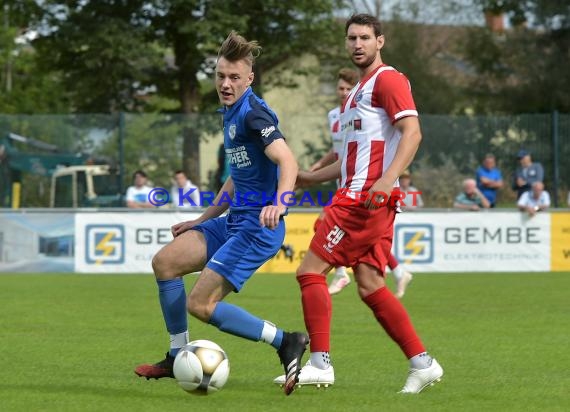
[371,70,418,124]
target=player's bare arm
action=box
[309,149,336,172]
[297,159,342,188]
[365,116,422,209]
[260,138,298,229]
[171,177,234,237]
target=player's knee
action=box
[357,285,370,299]
[151,254,162,278]
[151,253,169,280]
[356,276,386,298]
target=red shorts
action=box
[313,216,323,233]
[310,199,396,274]
[312,205,330,233]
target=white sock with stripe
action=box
[260,320,278,344]
[169,331,189,356]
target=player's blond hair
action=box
[217,31,261,67]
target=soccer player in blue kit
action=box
[135,31,309,395]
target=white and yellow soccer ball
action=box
[173,340,230,395]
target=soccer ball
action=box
[173,340,230,395]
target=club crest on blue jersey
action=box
[229,124,237,140]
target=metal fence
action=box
[1,112,568,208]
[415,112,570,207]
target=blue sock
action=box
[157,278,188,356]
[209,302,284,349]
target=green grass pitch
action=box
[0,272,568,412]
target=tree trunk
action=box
[177,47,202,186]
[182,125,200,187]
[484,12,505,33]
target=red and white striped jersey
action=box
[339,64,418,197]
[327,106,343,159]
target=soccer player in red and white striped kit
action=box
[310,68,413,297]
[276,13,443,393]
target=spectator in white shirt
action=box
[517,181,550,217]
[171,170,201,209]
[126,170,154,208]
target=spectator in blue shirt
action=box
[512,149,544,199]
[476,153,503,207]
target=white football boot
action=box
[274,360,335,388]
[399,358,443,394]
[328,269,351,295]
[395,271,413,299]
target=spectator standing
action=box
[171,170,201,209]
[512,150,543,199]
[476,153,503,207]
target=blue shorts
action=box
[192,212,285,292]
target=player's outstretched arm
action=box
[203,176,235,218]
[261,138,299,229]
[309,149,335,172]
[171,177,234,237]
[297,159,342,188]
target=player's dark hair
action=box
[338,68,359,85]
[345,13,383,37]
[174,170,185,176]
[133,170,146,179]
[218,31,261,67]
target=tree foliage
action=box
[464,0,570,113]
[2,0,569,116]
[30,1,342,113]
[0,1,68,113]
[20,1,343,184]
[34,1,162,113]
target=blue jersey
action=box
[221,87,284,212]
